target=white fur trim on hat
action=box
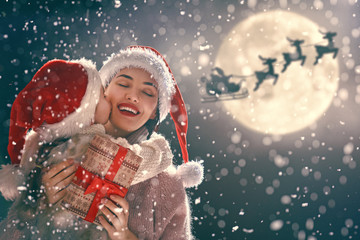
[20,130,41,169]
[38,58,102,142]
[0,164,25,201]
[177,161,204,188]
[99,47,176,122]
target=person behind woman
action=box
[0,58,112,238]
[0,58,111,202]
[1,46,203,239]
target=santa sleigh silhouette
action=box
[200,30,338,101]
[200,67,249,103]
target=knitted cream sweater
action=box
[127,167,193,239]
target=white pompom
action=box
[177,161,204,188]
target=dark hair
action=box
[144,105,160,139]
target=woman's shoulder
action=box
[129,162,203,196]
[131,166,185,194]
[155,168,188,208]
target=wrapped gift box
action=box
[61,134,143,224]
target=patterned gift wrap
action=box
[61,134,143,224]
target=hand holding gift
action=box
[42,159,78,205]
[99,195,138,240]
[61,134,143,224]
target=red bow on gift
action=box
[83,175,128,222]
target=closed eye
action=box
[143,91,154,97]
[117,83,129,88]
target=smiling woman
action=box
[104,67,159,138]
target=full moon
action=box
[215,10,339,135]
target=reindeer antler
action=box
[258,55,266,61]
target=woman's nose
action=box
[126,90,139,103]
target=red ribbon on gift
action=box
[84,174,128,222]
[72,144,129,223]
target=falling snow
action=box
[0,0,360,239]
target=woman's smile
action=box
[118,103,140,116]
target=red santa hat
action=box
[99,46,189,163]
[8,59,102,164]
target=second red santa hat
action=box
[8,59,102,164]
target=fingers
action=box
[99,215,114,233]
[109,195,129,212]
[42,159,78,204]
[99,196,129,233]
[43,160,77,187]
[43,168,77,196]
[99,205,130,240]
[55,171,76,190]
[47,189,66,205]
[99,200,123,227]
[42,159,76,182]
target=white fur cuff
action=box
[0,164,25,201]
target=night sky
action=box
[1,0,360,239]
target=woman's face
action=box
[104,67,158,138]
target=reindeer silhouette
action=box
[281,38,306,72]
[314,31,338,65]
[254,56,278,91]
